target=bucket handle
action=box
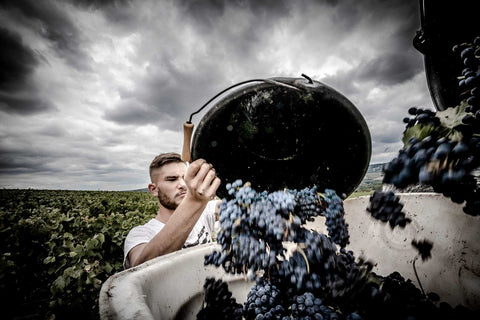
[181,76,308,162]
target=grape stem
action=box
[296,244,311,274]
[412,256,426,297]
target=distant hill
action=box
[367,163,385,173]
[356,162,385,192]
[127,187,149,192]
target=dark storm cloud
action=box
[320,70,360,98]
[319,0,422,89]
[0,145,62,175]
[0,156,57,175]
[0,27,38,91]
[0,134,116,178]
[71,0,136,29]
[331,0,418,24]
[178,0,226,27]
[177,0,292,27]
[0,0,88,116]
[104,48,228,129]
[349,0,422,86]
[71,0,131,9]
[103,0,296,129]
[104,0,422,129]
[177,0,294,41]
[0,92,57,115]
[137,57,228,117]
[36,123,68,137]
[1,0,93,71]
[104,97,168,126]
[356,52,423,86]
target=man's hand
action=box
[185,159,221,201]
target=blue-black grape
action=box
[366,191,411,228]
[411,239,433,261]
[290,291,341,320]
[323,189,350,248]
[243,276,288,320]
[196,277,243,320]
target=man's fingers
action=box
[204,176,221,199]
[198,169,217,195]
[195,163,213,189]
[209,176,221,195]
[185,158,206,179]
[186,159,219,198]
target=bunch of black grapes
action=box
[411,239,434,261]
[199,273,479,320]
[198,182,382,318]
[198,179,479,319]
[454,36,480,124]
[196,277,243,320]
[204,180,350,278]
[243,276,288,319]
[366,191,411,229]
[381,35,480,216]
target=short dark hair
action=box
[149,152,184,180]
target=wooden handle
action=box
[181,122,194,162]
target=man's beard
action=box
[157,190,179,210]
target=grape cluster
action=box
[288,186,324,224]
[196,277,242,320]
[204,181,350,277]
[243,277,288,320]
[403,107,440,128]
[383,134,480,211]
[411,239,434,261]
[381,35,480,216]
[204,182,291,275]
[278,229,369,301]
[324,189,350,248]
[366,191,411,228]
[200,273,479,319]
[290,292,341,319]
[454,36,480,120]
[383,37,480,216]
[275,230,342,295]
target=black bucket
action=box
[187,76,371,198]
[413,0,479,111]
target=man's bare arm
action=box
[129,159,220,267]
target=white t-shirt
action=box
[123,200,218,269]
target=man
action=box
[123,152,221,268]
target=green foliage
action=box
[0,189,157,319]
[402,101,468,147]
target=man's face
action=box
[151,162,187,210]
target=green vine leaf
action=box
[402,124,436,147]
[402,102,469,147]
[436,101,468,130]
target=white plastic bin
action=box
[99,193,480,319]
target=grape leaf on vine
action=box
[402,102,468,147]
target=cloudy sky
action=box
[0,0,433,190]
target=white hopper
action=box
[99,193,480,319]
